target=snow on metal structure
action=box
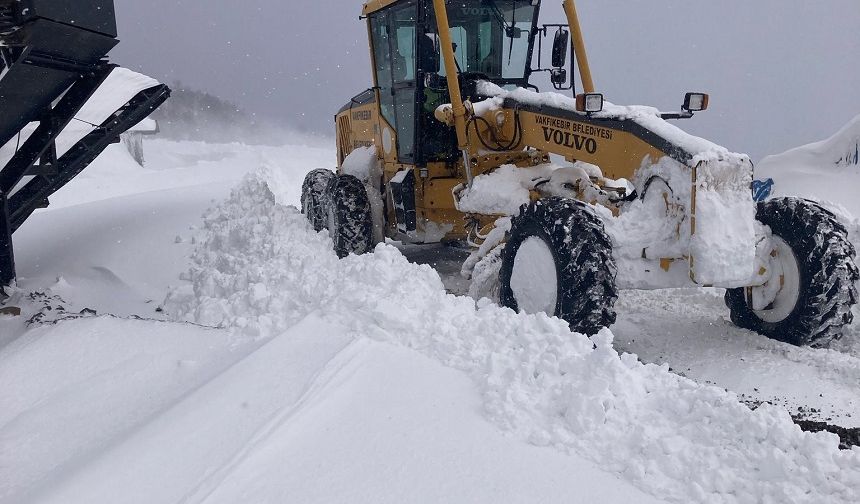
[0,0,170,287]
[121,118,159,166]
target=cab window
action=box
[369,2,418,163]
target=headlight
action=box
[576,93,604,113]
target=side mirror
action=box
[506,26,524,39]
[550,68,567,88]
[682,92,709,112]
[551,29,569,68]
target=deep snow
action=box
[162,167,860,503]
[2,128,860,503]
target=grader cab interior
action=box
[365,0,566,166]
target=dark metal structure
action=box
[0,0,170,287]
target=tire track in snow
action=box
[613,289,860,428]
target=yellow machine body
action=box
[335,0,757,289]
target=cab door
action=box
[368,1,418,165]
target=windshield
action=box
[426,0,537,82]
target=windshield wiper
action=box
[484,0,512,32]
[484,0,520,65]
[507,0,516,65]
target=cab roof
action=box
[362,0,541,17]
[362,0,401,16]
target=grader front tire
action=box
[725,197,859,347]
[499,198,618,336]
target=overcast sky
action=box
[111,0,860,161]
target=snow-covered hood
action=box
[474,81,750,167]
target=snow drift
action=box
[164,168,860,504]
[759,114,860,173]
[758,113,860,219]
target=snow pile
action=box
[457,164,553,215]
[163,168,339,338]
[166,169,860,503]
[758,113,860,224]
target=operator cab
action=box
[365,0,541,165]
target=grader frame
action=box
[315,0,858,346]
[337,0,753,290]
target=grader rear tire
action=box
[499,198,618,336]
[324,174,374,259]
[725,197,859,347]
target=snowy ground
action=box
[2,133,860,503]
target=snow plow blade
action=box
[0,0,170,287]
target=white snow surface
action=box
[341,145,378,182]
[759,114,860,174]
[2,135,860,504]
[1,139,658,504]
[56,68,160,155]
[163,167,860,503]
[758,113,860,223]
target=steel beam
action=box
[8,84,171,231]
[0,64,113,194]
[0,191,14,287]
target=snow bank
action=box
[165,169,860,504]
[758,113,860,221]
[760,114,860,174]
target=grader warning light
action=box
[305,0,859,348]
[576,93,604,113]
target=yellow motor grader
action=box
[302,0,858,346]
